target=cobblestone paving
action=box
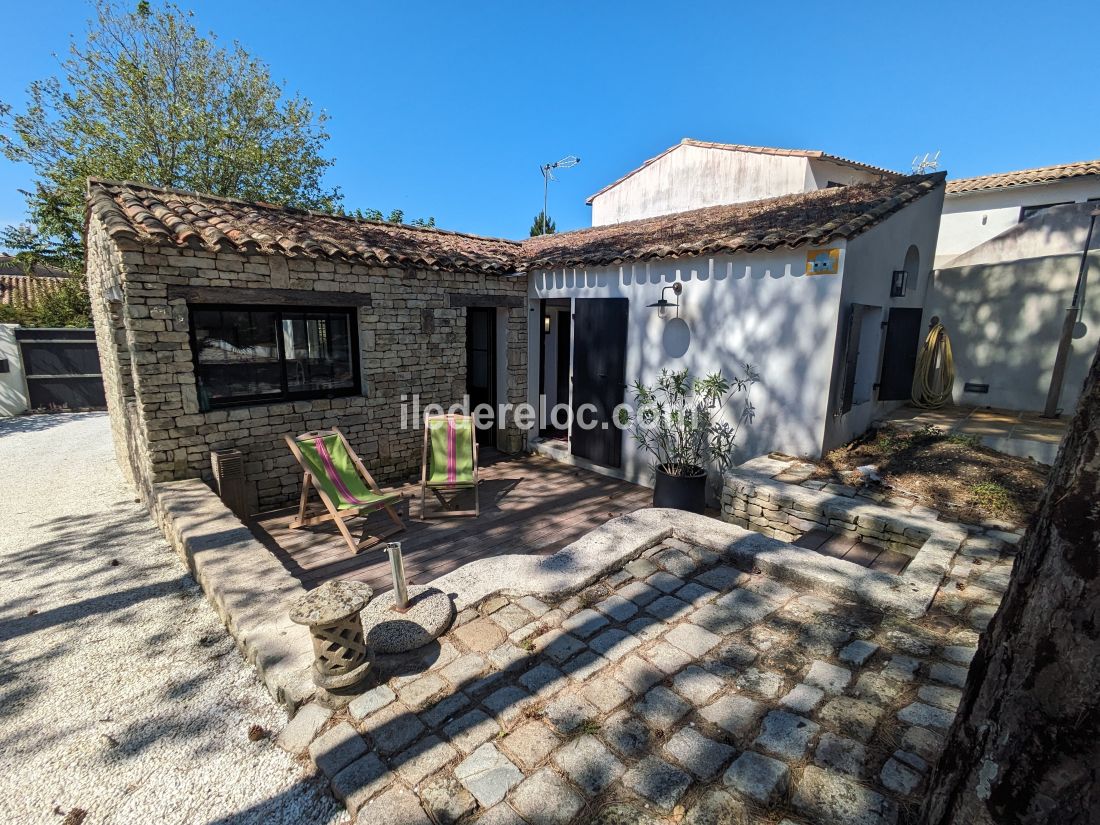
[293,526,1015,825]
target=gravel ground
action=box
[0,413,342,825]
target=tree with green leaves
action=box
[345,207,436,228]
[530,212,556,236]
[0,0,341,270]
[0,223,82,273]
[30,276,94,327]
[0,275,91,327]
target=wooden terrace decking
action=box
[250,451,652,593]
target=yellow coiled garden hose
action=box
[911,321,955,409]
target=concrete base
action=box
[314,659,371,690]
[982,435,1059,465]
[361,586,454,654]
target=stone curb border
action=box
[151,479,317,710]
[718,459,965,617]
[722,459,938,555]
[428,504,960,619]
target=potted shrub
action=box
[628,366,758,513]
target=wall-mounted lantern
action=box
[543,314,551,334]
[647,283,683,319]
[890,270,907,298]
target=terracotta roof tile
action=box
[524,173,945,270]
[86,173,945,276]
[946,159,1100,194]
[86,179,523,275]
[0,274,68,307]
[585,138,901,204]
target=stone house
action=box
[85,179,527,512]
[86,170,945,512]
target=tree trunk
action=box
[921,339,1100,824]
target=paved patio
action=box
[282,519,1017,825]
[251,451,652,593]
[883,404,1066,464]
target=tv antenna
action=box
[911,150,941,174]
[539,155,581,234]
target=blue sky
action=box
[1,0,1097,243]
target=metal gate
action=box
[14,328,106,410]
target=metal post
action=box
[383,541,409,612]
[541,164,549,236]
[1042,209,1099,418]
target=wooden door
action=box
[571,298,629,468]
[878,307,923,401]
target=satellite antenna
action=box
[911,151,941,174]
[539,155,581,235]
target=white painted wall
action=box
[527,246,849,489]
[590,145,891,227]
[806,159,885,190]
[937,177,1100,266]
[822,183,946,449]
[591,145,812,226]
[542,308,569,412]
[927,202,1100,412]
[0,324,30,417]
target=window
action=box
[1020,202,1071,221]
[189,305,359,410]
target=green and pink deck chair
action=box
[285,428,406,554]
[420,414,480,518]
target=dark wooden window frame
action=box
[1019,201,1072,222]
[187,302,362,411]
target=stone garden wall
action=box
[86,213,528,512]
[721,457,932,557]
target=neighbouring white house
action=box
[586,138,900,226]
[524,170,946,490]
[577,139,1100,433]
[935,158,1100,267]
[925,159,1100,414]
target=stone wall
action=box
[86,213,529,512]
[87,216,143,487]
[721,459,932,557]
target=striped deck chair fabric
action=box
[285,428,405,554]
[421,414,479,517]
[297,433,401,509]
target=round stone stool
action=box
[361,585,454,654]
[289,580,374,690]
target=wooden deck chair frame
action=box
[285,427,406,555]
[420,413,480,519]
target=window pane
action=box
[1021,202,1071,221]
[282,312,356,393]
[192,309,282,406]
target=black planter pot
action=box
[652,464,708,513]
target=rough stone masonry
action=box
[85,207,528,513]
